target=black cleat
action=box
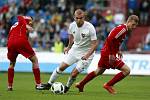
[41,83,51,90]
[64,86,69,93]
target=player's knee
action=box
[10,62,16,68]
[122,66,130,75]
[71,71,78,78]
[29,55,38,63]
[95,68,104,76]
[125,68,130,75]
[56,67,63,74]
[59,62,69,71]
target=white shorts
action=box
[63,48,94,72]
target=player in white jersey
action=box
[42,9,98,93]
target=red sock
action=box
[107,72,125,86]
[80,71,97,86]
[33,67,41,85]
[8,67,14,87]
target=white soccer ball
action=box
[50,82,65,94]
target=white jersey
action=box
[63,21,97,72]
[68,21,97,51]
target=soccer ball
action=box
[50,82,65,94]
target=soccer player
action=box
[42,9,98,93]
[75,15,139,94]
[7,15,43,91]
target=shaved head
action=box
[74,9,85,16]
[74,9,85,27]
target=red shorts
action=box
[7,39,35,62]
[98,53,125,69]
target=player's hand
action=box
[64,47,70,54]
[117,51,123,59]
[109,55,115,65]
[81,55,89,60]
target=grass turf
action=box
[0,72,150,100]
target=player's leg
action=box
[106,64,130,86]
[103,61,130,94]
[43,52,77,90]
[42,62,70,90]
[8,61,16,91]
[65,59,92,93]
[64,68,79,93]
[7,48,18,91]
[75,67,105,92]
[29,55,43,89]
[49,62,69,84]
[18,41,43,89]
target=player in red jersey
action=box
[75,15,139,94]
[7,15,43,91]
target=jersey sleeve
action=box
[17,16,27,25]
[89,24,97,40]
[107,37,116,54]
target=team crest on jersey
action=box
[81,33,85,38]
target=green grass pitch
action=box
[0,72,150,100]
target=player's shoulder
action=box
[115,24,127,31]
[84,21,94,26]
[69,21,76,27]
[116,24,126,29]
[84,21,95,30]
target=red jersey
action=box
[8,16,28,41]
[101,24,128,55]
[7,16,35,61]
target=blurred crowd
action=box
[0,0,150,53]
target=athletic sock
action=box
[79,71,96,86]
[33,67,41,85]
[48,67,62,84]
[8,67,14,87]
[66,76,76,88]
[106,72,125,86]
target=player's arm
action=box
[81,24,98,60]
[107,38,115,54]
[67,34,74,48]
[81,40,98,60]
[64,34,74,54]
[108,26,126,64]
[107,38,116,65]
[117,51,123,59]
[115,27,126,59]
[108,40,123,62]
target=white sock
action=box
[66,76,76,88]
[48,67,62,84]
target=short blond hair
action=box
[127,15,139,23]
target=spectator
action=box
[139,0,150,25]
[53,33,64,53]
[59,24,69,47]
[127,0,138,15]
[113,10,125,26]
[143,28,150,50]
[0,21,6,46]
